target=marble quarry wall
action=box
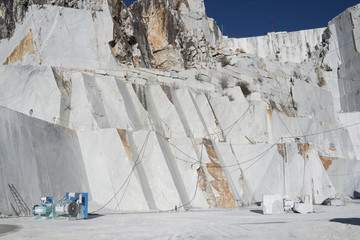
[0,1,359,214]
[0,106,90,214]
[222,28,326,63]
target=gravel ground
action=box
[1,200,359,239]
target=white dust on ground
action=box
[1,200,359,239]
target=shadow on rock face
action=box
[0,224,21,237]
[330,218,360,226]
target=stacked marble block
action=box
[262,194,313,214]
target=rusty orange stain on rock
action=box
[147,6,168,52]
[297,143,312,162]
[141,3,183,69]
[4,30,35,65]
[197,166,217,208]
[266,109,272,120]
[112,46,117,55]
[203,138,236,208]
[318,152,338,171]
[117,129,134,164]
[319,121,323,126]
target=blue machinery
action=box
[33,192,88,219]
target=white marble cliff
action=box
[0,0,359,213]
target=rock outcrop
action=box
[106,0,222,70]
[0,0,359,214]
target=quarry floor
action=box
[0,200,360,239]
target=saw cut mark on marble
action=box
[4,30,35,65]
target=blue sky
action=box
[122,0,360,38]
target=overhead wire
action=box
[177,142,204,210]
[115,131,150,209]
[282,121,360,139]
[153,124,283,169]
[242,139,281,172]
[199,103,251,139]
[210,138,282,169]
[275,111,296,138]
[154,131,199,163]
[90,131,151,213]
[223,105,251,137]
